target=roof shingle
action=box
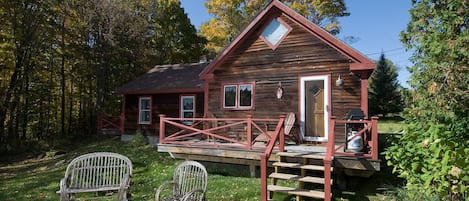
[115,62,208,94]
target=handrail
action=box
[323,116,336,201]
[260,115,285,201]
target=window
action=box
[260,18,291,50]
[138,97,151,124]
[223,83,254,110]
[180,95,195,125]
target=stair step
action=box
[277,152,329,160]
[268,185,326,199]
[269,173,329,184]
[273,162,334,171]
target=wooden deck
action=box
[157,143,380,172]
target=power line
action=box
[366,47,404,56]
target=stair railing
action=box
[260,115,286,201]
[324,116,336,201]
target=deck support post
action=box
[249,165,256,178]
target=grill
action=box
[345,109,365,152]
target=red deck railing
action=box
[260,116,379,201]
[159,114,378,201]
[158,114,286,150]
[97,115,122,133]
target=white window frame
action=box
[180,95,195,125]
[138,97,151,125]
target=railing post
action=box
[371,116,379,160]
[247,115,252,149]
[260,154,268,201]
[159,114,166,144]
[324,116,336,201]
[279,115,286,152]
[324,160,332,201]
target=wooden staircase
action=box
[267,152,333,201]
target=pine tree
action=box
[368,53,403,117]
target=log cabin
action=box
[108,1,381,200]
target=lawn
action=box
[0,134,402,201]
[377,117,406,134]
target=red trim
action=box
[138,96,152,125]
[203,79,212,116]
[361,77,369,119]
[200,0,375,80]
[221,82,256,111]
[117,88,204,95]
[259,17,292,50]
[120,95,126,135]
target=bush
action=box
[131,130,148,148]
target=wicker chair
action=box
[57,152,133,201]
[155,161,208,201]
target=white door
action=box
[300,75,329,142]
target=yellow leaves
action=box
[200,0,348,54]
[428,82,438,94]
[199,18,230,53]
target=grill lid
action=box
[345,109,365,120]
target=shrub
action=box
[131,130,148,148]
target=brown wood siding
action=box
[207,14,362,142]
[124,93,204,135]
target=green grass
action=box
[0,136,401,201]
[378,117,406,134]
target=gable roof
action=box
[200,0,375,79]
[116,62,207,95]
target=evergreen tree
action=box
[385,0,468,199]
[368,53,403,117]
[147,0,207,65]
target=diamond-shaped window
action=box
[261,18,291,49]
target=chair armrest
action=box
[58,177,70,201]
[118,173,131,201]
[181,189,205,201]
[155,181,177,201]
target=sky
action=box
[180,0,413,88]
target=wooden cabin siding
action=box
[123,93,204,135]
[207,13,362,143]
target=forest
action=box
[0,0,206,146]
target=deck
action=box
[156,114,380,171]
[157,143,380,172]
[155,115,379,201]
